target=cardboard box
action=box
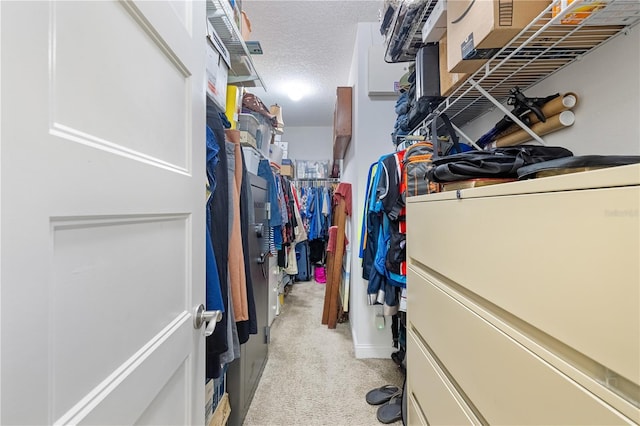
[280,164,294,178]
[239,131,257,148]
[552,0,639,25]
[439,34,469,96]
[447,0,551,73]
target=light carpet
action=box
[243,280,404,426]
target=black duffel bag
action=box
[426,145,573,183]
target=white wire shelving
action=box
[408,0,640,141]
[206,0,265,88]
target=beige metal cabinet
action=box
[406,164,640,425]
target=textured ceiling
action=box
[241,0,383,127]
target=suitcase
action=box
[295,241,311,282]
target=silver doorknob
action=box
[193,304,222,337]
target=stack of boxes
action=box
[429,0,636,99]
[205,365,229,426]
[445,0,551,74]
[205,379,215,425]
[419,0,552,97]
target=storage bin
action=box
[295,160,330,179]
[250,112,273,156]
[238,113,259,139]
[242,146,262,175]
[269,144,283,166]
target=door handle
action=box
[193,304,222,337]
[254,223,264,238]
[257,251,269,265]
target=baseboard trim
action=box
[354,344,395,359]
[351,325,395,359]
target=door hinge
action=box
[265,325,270,344]
[265,202,271,220]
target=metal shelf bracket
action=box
[467,79,546,146]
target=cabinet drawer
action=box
[407,269,630,425]
[407,329,477,425]
[407,185,640,385]
[407,391,428,426]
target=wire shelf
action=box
[206,0,265,88]
[410,0,640,135]
[384,0,439,63]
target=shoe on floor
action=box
[365,385,400,405]
[376,393,402,424]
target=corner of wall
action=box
[344,21,403,359]
[351,324,397,359]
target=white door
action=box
[1,1,207,424]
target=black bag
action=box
[385,222,406,275]
[431,112,463,157]
[517,155,640,179]
[427,145,574,183]
[406,96,443,131]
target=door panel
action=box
[50,215,188,419]
[1,1,206,424]
[57,317,192,425]
[51,1,190,171]
[135,362,189,426]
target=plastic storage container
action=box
[242,146,262,175]
[295,160,330,179]
[250,112,273,156]
[238,113,259,148]
[269,144,283,166]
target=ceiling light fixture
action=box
[288,92,304,101]
[285,81,312,102]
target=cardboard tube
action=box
[495,111,575,147]
[493,92,579,140]
[528,92,578,125]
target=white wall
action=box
[459,24,640,154]
[281,126,333,162]
[344,22,401,359]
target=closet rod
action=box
[294,178,341,182]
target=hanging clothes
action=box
[359,149,408,316]
[289,180,308,243]
[283,180,307,276]
[257,158,283,253]
[206,112,233,379]
[236,149,258,344]
[227,140,249,321]
[205,126,224,313]
[359,161,379,280]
